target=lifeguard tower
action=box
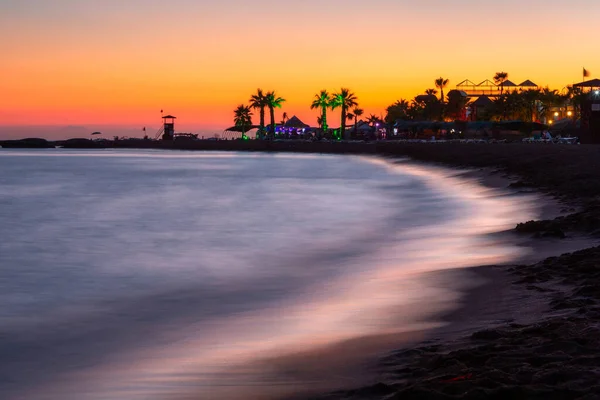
[161,115,176,140]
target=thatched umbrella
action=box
[518,80,538,87]
[284,116,309,128]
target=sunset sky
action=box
[1,0,599,137]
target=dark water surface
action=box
[0,150,537,399]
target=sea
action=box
[0,149,538,400]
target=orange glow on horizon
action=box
[2,0,600,136]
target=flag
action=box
[584,68,590,78]
[160,109,163,113]
[142,127,146,132]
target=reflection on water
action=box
[0,150,538,400]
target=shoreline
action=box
[303,146,600,399]
[4,145,600,399]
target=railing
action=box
[154,126,164,140]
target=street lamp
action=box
[567,111,573,117]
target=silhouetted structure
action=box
[580,92,600,143]
[162,115,176,140]
[470,95,494,121]
[456,78,538,98]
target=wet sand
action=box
[302,144,600,400]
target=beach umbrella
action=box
[284,116,310,128]
[224,125,260,132]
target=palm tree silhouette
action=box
[385,100,410,123]
[494,72,509,95]
[425,88,438,96]
[366,114,381,128]
[280,112,289,126]
[265,91,285,139]
[233,104,253,138]
[346,111,355,132]
[352,107,364,136]
[331,88,358,140]
[434,78,449,103]
[317,115,324,130]
[311,90,332,133]
[249,89,267,139]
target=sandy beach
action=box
[294,143,600,400]
[2,143,600,400]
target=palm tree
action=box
[494,72,509,95]
[233,104,253,138]
[352,107,364,136]
[385,100,410,123]
[538,88,561,122]
[331,88,358,140]
[265,91,285,139]
[366,114,380,126]
[434,78,449,103]
[425,88,438,96]
[279,112,289,126]
[566,85,586,120]
[311,90,332,133]
[366,114,382,138]
[249,89,267,139]
[317,115,324,130]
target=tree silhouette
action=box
[265,91,285,139]
[280,112,288,126]
[249,89,267,139]
[566,85,586,120]
[425,88,438,96]
[494,72,509,95]
[233,104,253,138]
[311,90,332,133]
[385,100,410,124]
[445,91,470,121]
[538,88,562,122]
[331,88,358,140]
[366,114,380,126]
[352,107,364,136]
[317,115,324,130]
[434,78,449,103]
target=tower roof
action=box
[519,80,538,87]
[573,79,600,88]
[162,115,177,119]
[471,95,494,107]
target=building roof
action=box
[519,80,538,87]
[284,115,309,128]
[162,115,177,119]
[500,80,517,87]
[471,95,494,107]
[573,79,600,88]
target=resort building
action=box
[456,78,539,99]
